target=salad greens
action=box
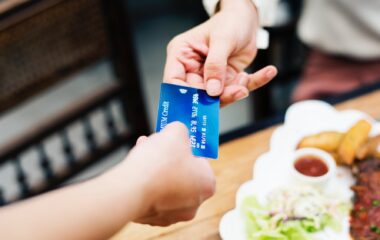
[241,186,350,240]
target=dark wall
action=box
[126,0,207,22]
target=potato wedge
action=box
[326,151,345,165]
[356,142,369,160]
[297,131,344,152]
[375,150,380,159]
[357,135,380,160]
[338,119,372,165]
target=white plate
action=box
[219,100,380,240]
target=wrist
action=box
[220,0,256,13]
[96,164,151,221]
[219,0,258,24]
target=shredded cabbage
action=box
[241,186,350,240]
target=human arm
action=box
[164,0,278,107]
[0,122,215,240]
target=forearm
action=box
[212,0,258,30]
[204,0,256,15]
[0,169,145,240]
[220,0,256,11]
[204,0,278,27]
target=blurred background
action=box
[0,0,346,205]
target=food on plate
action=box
[297,131,344,152]
[338,120,372,165]
[292,119,380,239]
[298,119,374,166]
[221,103,380,240]
[294,155,329,177]
[290,148,337,189]
[351,157,380,240]
[242,186,350,240]
[356,135,380,160]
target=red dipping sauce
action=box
[294,155,328,177]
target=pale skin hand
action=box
[164,0,278,107]
[0,122,215,240]
[120,122,215,226]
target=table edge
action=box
[220,81,380,144]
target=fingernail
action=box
[234,90,248,101]
[206,79,222,96]
[265,68,277,79]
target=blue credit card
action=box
[156,83,220,159]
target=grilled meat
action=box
[351,157,380,240]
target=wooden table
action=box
[112,90,380,240]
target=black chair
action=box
[0,0,149,205]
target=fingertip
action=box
[165,121,189,137]
[265,65,278,79]
[136,136,148,145]
[247,65,277,91]
[267,65,278,71]
[206,79,223,96]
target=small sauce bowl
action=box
[290,148,336,188]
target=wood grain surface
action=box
[112,90,380,240]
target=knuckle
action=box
[248,42,258,56]
[167,35,182,52]
[248,74,269,91]
[202,176,216,199]
[206,61,224,71]
[166,40,176,53]
[248,78,260,90]
[205,61,226,79]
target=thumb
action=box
[162,121,189,140]
[136,136,148,145]
[204,36,233,96]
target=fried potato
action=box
[356,142,369,160]
[326,151,345,165]
[356,135,380,160]
[338,119,372,165]
[297,131,344,152]
[375,150,380,159]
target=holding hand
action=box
[109,122,216,226]
[0,122,215,240]
[164,0,277,106]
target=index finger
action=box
[163,51,187,85]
